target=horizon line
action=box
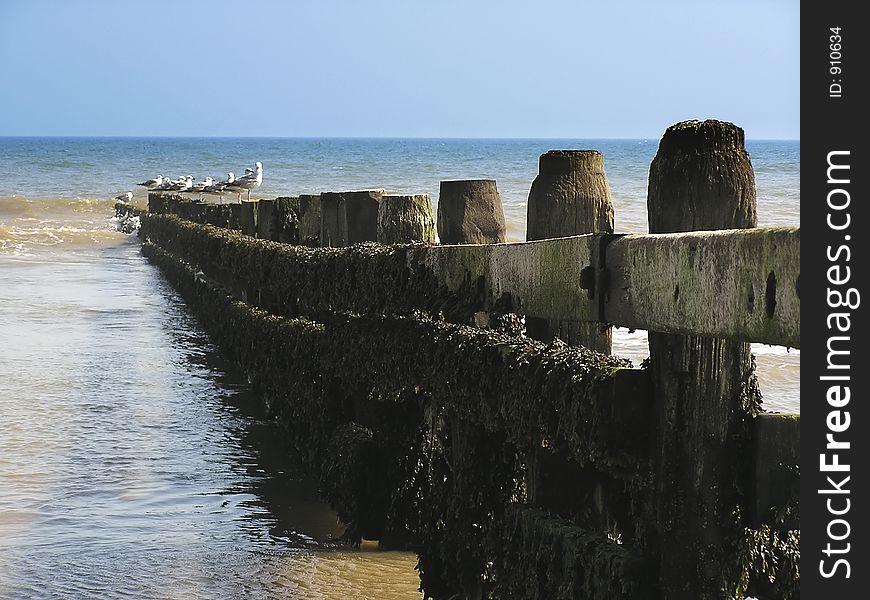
[0,134,801,142]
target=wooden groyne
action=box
[118,119,799,600]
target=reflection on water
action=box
[0,239,421,599]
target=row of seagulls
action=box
[134,162,263,203]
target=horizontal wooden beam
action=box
[414,227,799,347]
[410,234,597,322]
[604,227,800,348]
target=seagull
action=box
[114,191,134,203]
[203,172,235,203]
[187,177,215,201]
[150,178,173,193]
[164,176,194,193]
[137,176,164,189]
[225,161,262,202]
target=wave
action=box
[0,195,123,218]
[0,196,130,256]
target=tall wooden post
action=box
[167,195,181,215]
[298,194,321,246]
[436,180,506,244]
[148,193,168,214]
[240,200,258,236]
[257,198,278,240]
[526,150,614,352]
[377,194,436,244]
[646,120,760,598]
[320,192,343,247]
[229,203,242,231]
[321,190,383,247]
[275,197,301,244]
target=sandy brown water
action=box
[0,235,421,599]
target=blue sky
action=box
[0,0,798,139]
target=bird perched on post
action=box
[225,162,263,202]
[186,177,215,201]
[114,191,133,203]
[163,176,194,193]
[137,176,164,189]
[203,172,235,203]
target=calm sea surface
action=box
[0,137,799,598]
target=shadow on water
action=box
[145,259,424,599]
[189,346,349,548]
[149,266,347,548]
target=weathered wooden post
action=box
[347,190,383,244]
[187,201,208,224]
[203,204,232,229]
[320,190,383,247]
[275,197,300,244]
[522,153,618,536]
[320,192,343,247]
[229,203,242,231]
[753,413,799,524]
[175,198,196,220]
[527,150,614,239]
[436,180,506,244]
[646,119,760,598]
[240,200,258,236]
[377,194,436,244]
[167,195,182,215]
[525,150,614,352]
[148,193,168,214]
[257,198,278,240]
[298,194,321,246]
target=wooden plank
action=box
[412,235,597,322]
[605,227,800,348]
[418,226,799,347]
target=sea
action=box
[0,137,799,598]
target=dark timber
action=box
[257,198,278,240]
[646,119,761,598]
[298,194,321,246]
[240,200,257,236]
[321,190,384,247]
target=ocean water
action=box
[0,137,799,597]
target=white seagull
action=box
[114,191,134,203]
[203,172,235,203]
[187,177,215,201]
[137,175,164,189]
[164,176,194,193]
[225,162,263,202]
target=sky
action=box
[0,0,799,139]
